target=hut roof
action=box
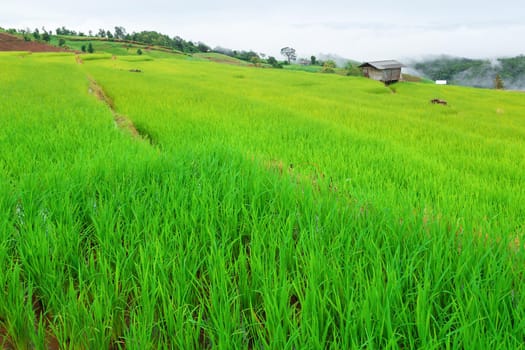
[358,60,404,70]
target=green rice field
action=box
[1,51,525,348]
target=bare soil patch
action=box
[0,33,69,52]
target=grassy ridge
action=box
[1,53,525,348]
[48,36,186,59]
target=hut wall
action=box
[382,68,401,82]
[364,67,384,81]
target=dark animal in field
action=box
[129,69,142,73]
[430,98,447,105]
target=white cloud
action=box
[1,0,524,60]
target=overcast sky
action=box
[1,0,524,61]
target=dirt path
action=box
[88,77,154,144]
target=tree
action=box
[58,38,66,47]
[267,56,282,68]
[494,74,504,89]
[197,42,211,52]
[98,29,106,38]
[250,56,261,67]
[280,47,296,64]
[137,48,143,55]
[310,55,317,65]
[227,50,259,62]
[345,62,362,76]
[114,26,126,39]
[41,28,51,42]
[87,43,94,53]
[32,28,40,41]
[55,26,76,36]
[322,60,336,73]
[81,45,86,53]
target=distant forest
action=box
[413,56,525,90]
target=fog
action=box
[407,55,525,90]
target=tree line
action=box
[3,26,295,66]
[3,27,52,43]
[3,26,209,54]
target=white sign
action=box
[436,80,447,85]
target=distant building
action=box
[435,80,447,85]
[359,60,404,84]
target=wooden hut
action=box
[359,60,404,84]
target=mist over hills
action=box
[408,55,525,90]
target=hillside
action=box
[1,52,525,348]
[0,27,202,58]
[0,32,69,52]
[54,36,187,58]
[192,52,252,66]
[412,55,525,90]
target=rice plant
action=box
[1,52,524,348]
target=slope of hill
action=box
[1,52,525,348]
[46,36,187,58]
[412,55,525,90]
[0,32,69,52]
[192,52,252,66]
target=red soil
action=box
[0,33,69,52]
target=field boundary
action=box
[87,76,156,145]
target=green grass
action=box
[0,51,32,57]
[284,64,324,73]
[283,64,350,75]
[1,52,525,348]
[49,36,186,59]
[192,52,252,66]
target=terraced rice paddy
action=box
[1,51,525,348]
